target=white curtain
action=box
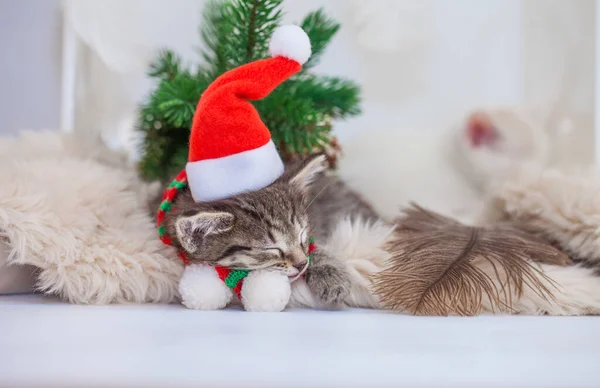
[60,0,595,164]
[521,0,595,165]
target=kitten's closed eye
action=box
[220,245,252,257]
[265,247,284,258]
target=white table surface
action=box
[0,294,599,388]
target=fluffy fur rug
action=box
[3,130,600,315]
[475,167,600,315]
[0,130,183,304]
[480,167,600,264]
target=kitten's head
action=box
[167,154,327,277]
[453,108,548,190]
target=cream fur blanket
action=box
[482,167,600,264]
[478,167,600,315]
[2,130,599,315]
[0,130,183,304]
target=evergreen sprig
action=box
[148,50,182,80]
[138,0,361,181]
[300,9,340,69]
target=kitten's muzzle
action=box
[287,260,309,281]
[294,262,307,271]
[283,261,307,278]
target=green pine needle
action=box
[148,50,182,80]
[288,75,361,117]
[300,9,340,69]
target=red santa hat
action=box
[186,25,312,202]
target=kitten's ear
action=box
[283,153,328,193]
[175,212,234,254]
[465,111,498,147]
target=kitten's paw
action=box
[306,264,351,306]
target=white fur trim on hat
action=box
[178,264,233,310]
[186,140,284,202]
[269,24,312,65]
[241,270,291,312]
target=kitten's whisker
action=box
[253,209,270,234]
[307,182,331,209]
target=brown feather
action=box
[372,204,568,316]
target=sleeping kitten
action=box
[337,108,549,224]
[164,154,381,306]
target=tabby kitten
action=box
[164,154,379,305]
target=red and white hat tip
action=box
[269,25,312,64]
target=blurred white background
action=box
[0,0,62,135]
[0,0,595,163]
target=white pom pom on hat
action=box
[269,24,312,65]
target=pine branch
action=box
[300,9,340,69]
[249,0,283,59]
[257,86,331,158]
[138,71,210,180]
[202,0,283,69]
[245,0,259,62]
[200,0,232,75]
[231,0,283,65]
[138,129,171,180]
[138,123,190,181]
[290,75,361,118]
[150,71,211,128]
[148,50,182,80]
